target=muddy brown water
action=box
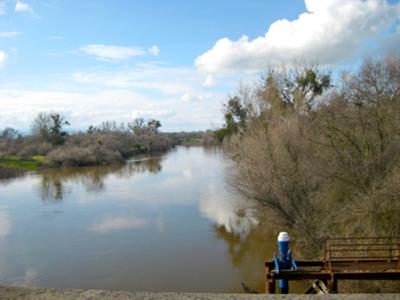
[0,146,306,293]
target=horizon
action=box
[1,0,400,132]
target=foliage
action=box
[223,56,400,271]
[215,68,331,142]
[0,115,214,168]
[0,127,20,139]
[32,113,70,145]
[224,96,248,135]
[213,127,231,142]
[147,119,161,134]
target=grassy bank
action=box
[0,156,44,180]
[0,156,45,171]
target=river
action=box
[0,146,291,293]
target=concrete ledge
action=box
[1,286,400,300]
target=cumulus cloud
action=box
[0,31,19,38]
[15,1,30,12]
[80,44,145,62]
[90,216,148,233]
[195,0,400,73]
[148,45,160,56]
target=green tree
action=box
[87,125,99,134]
[32,113,70,145]
[147,119,161,134]
[224,96,247,134]
[216,96,248,141]
[261,68,331,115]
[0,127,20,139]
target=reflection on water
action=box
[199,184,258,237]
[38,157,163,202]
[0,169,25,185]
[0,146,287,293]
[0,207,11,239]
[90,216,149,234]
[40,175,65,202]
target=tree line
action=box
[219,56,400,275]
[0,114,218,169]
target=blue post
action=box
[272,232,296,294]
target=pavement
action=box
[1,286,400,300]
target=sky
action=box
[0,0,399,132]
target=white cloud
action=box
[203,74,216,87]
[0,89,171,129]
[180,92,215,103]
[80,44,145,62]
[180,93,191,103]
[0,31,19,38]
[68,63,229,130]
[73,71,191,95]
[195,0,400,73]
[72,64,201,95]
[0,51,7,68]
[149,45,160,56]
[15,1,30,12]
[90,216,148,233]
[0,86,225,132]
[0,61,228,132]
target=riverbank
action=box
[0,156,43,170]
[0,156,43,179]
[1,286,399,300]
[0,127,219,177]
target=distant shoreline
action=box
[0,144,221,180]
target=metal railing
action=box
[324,237,400,265]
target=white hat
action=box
[278,232,290,242]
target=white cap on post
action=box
[278,232,290,242]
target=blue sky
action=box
[0,0,399,132]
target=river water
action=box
[0,146,287,293]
